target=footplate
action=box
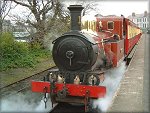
[31,81,106,98]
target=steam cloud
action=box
[0,92,52,112]
[93,62,126,112]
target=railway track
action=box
[0,66,56,98]
[50,103,86,113]
[49,102,101,113]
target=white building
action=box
[128,11,149,30]
[13,32,30,42]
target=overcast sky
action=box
[63,0,149,17]
[8,0,149,20]
[96,1,148,17]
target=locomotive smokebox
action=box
[68,5,84,31]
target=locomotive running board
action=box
[31,81,106,98]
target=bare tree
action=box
[0,0,16,33]
[64,1,98,16]
[9,0,69,48]
[82,2,98,16]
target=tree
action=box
[0,0,16,34]
[9,0,69,48]
[81,2,98,16]
[65,1,98,16]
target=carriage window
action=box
[107,21,114,30]
[81,20,96,31]
[81,20,88,30]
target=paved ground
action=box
[108,34,149,112]
[143,34,150,112]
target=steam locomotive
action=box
[31,5,142,112]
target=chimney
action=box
[144,11,148,17]
[132,12,135,17]
[68,5,84,31]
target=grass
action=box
[0,58,55,88]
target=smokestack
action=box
[68,5,84,31]
[144,11,148,17]
[132,12,135,17]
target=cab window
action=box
[107,21,114,30]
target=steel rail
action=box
[0,66,56,89]
[0,66,56,97]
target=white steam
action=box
[93,62,126,112]
[0,92,52,112]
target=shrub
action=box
[0,32,51,71]
[0,33,29,59]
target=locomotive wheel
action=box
[86,74,100,86]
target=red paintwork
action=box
[96,17,123,39]
[94,16,141,66]
[124,19,142,55]
[111,40,124,66]
[104,43,114,65]
[125,33,142,55]
[31,81,106,98]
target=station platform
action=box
[108,34,149,112]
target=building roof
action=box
[128,11,150,19]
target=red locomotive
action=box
[31,5,142,112]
